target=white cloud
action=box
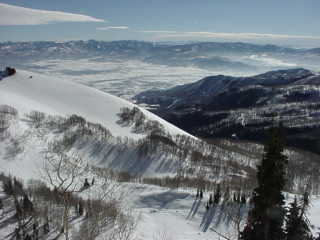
[97,26,129,30]
[140,30,320,41]
[138,30,178,34]
[0,3,105,25]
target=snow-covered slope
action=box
[0,69,203,181]
[0,70,192,139]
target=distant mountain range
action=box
[1,40,320,73]
[134,68,320,154]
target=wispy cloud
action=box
[97,26,129,30]
[0,3,105,25]
[140,30,320,41]
[138,30,178,34]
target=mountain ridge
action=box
[134,68,320,154]
[1,40,320,73]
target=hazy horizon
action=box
[1,1,320,48]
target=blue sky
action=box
[0,0,319,47]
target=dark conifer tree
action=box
[33,221,39,240]
[237,191,241,203]
[209,194,213,205]
[233,192,237,203]
[214,184,221,204]
[78,201,84,216]
[84,178,90,188]
[3,177,13,195]
[286,193,312,240]
[22,194,33,215]
[199,189,203,199]
[14,197,22,219]
[240,127,288,240]
[241,193,247,204]
[205,202,210,211]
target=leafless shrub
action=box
[26,110,45,126]
[41,140,91,240]
[117,107,165,134]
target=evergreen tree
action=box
[13,177,23,194]
[237,191,241,203]
[205,202,210,211]
[240,127,288,240]
[33,221,39,240]
[3,177,13,195]
[14,198,22,219]
[78,201,84,216]
[209,194,213,205]
[199,189,203,199]
[22,194,33,215]
[214,184,221,204]
[286,193,312,240]
[233,192,237,203]
[241,193,246,204]
[84,178,90,188]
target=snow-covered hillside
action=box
[1,69,320,240]
[0,70,190,140]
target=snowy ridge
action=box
[0,70,192,139]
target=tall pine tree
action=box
[241,127,288,240]
[285,192,312,240]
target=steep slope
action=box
[0,70,202,180]
[0,70,191,140]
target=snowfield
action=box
[0,70,192,139]
[0,69,197,180]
